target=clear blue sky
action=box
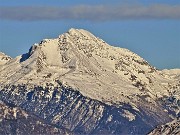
[0,0,180,69]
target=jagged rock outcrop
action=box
[0,52,11,65]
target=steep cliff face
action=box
[0,28,179,134]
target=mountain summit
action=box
[0,28,179,135]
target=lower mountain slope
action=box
[148,118,180,135]
[0,101,72,135]
[0,84,170,135]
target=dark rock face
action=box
[159,95,180,118]
[0,83,172,135]
[20,45,37,62]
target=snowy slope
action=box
[162,69,180,80]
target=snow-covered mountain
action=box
[0,28,179,134]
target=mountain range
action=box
[0,28,179,135]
